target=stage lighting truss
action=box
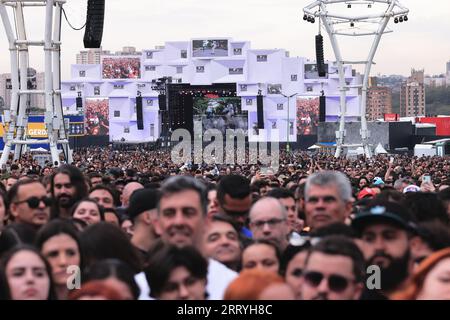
[302,0,409,158]
[304,0,408,36]
[178,90,237,97]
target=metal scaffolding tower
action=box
[0,0,72,166]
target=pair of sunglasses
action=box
[15,196,52,208]
[303,271,354,293]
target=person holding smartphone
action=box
[421,174,436,193]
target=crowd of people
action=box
[296,97,319,135]
[85,99,109,136]
[0,146,449,300]
[102,58,141,79]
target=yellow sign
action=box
[27,123,48,138]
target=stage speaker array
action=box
[136,96,143,130]
[315,34,326,77]
[158,94,167,111]
[76,96,83,110]
[256,94,264,129]
[319,95,326,122]
[83,0,105,48]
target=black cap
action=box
[127,189,159,220]
[351,201,415,234]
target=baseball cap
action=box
[351,201,415,233]
[372,177,385,186]
[127,189,160,220]
[357,187,377,200]
[403,184,420,193]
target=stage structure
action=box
[62,37,362,147]
[303,0,409,158]
[0,0,72,166]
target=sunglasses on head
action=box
[15,196,52,208]
[303,271,354,293]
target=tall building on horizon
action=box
[0,68,45,111]
[400,69,426,117]
[76,47,111,64]
[367,76,392,120]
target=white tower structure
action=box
[0,0,72,166]
[303,0,409,158]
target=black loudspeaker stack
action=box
[136,96,143,130]
[83,0,105,48]
[315,34,326,77]
[256,94,264,129]
[319,95,326,122]
[76,96,83,110]
[158,94,166,111]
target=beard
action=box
[57,194,76,209]
[368,250,410,292]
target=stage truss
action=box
[303,0,409,157]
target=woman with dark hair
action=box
[0,222,37,257]
[241,240,281,274]
[357,176,370,191]
[279,243,311,300]
[35,219,83,300]
[0,245,56,300]
[70,198,104,226]
[103,207,120,226]
[80,222,142,273]
[83,259,140,300]
[144,243,208,300]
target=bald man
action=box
[121,182,144,208]
[249,197,290,252]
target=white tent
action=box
[374,143,388,155]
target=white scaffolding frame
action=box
[0,0,72,166]
[303,0,409,158]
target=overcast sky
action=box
[0,0,448,79]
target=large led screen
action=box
[193,96,247,135]
[102,56,141,79]
[192,39,229,58]
[85,98,109,136]
[296,96,319,135]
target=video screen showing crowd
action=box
[85,98,109,136]
[102,57,141,79]
[0,147,449,300]
[296,97,319,135]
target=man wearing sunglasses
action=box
[7,179,51,228]
[300,235,365,300]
